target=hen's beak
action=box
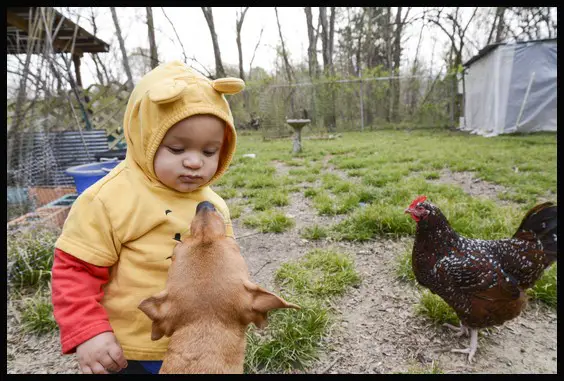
[404,208,413,214]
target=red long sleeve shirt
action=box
[51,248,114,354]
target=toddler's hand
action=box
[76,332,128,374]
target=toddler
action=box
[51,61,244,374]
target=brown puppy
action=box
[138,201,300,374]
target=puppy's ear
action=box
[138,289,171,340]
[243,280,300,329]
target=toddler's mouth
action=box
[179,175,202,183]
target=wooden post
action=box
[72,53,93,127]
[72,53,83,89]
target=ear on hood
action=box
[243,280,300,329]
[138,289,172,341]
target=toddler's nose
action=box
[183,154,203,169]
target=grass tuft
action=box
[527,264,557,308]
[243,210,295,233]
[7,228,58,290]
[415,290,460,326]
[244,248,361,373]
[20,289,58,334]
[301,225,329,240]
[275,249,361,299]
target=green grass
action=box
[275,249,361,299]
[415,290,460,326]
[395,244,417,284]
[7,228,58,290]
[528,264,557,308]
[20,289,58,334]
[244,297,330,373]
[301,225,329,240]
[227,201,244,219]
[242,210,295,233]
[303,188,319,198]
[218,187,238,200]
[244,189,289,211]
[244,248,361,373]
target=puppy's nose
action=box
[196,201,216,214]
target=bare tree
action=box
[428,7,478,123]
[274,7,296,116]
[304,7,320,79]
[201,7,225,78]
[389,7,411,122]
[146,7,159,69]
[110,7,134,90]
[486,7,508,44]
[87,7,110,85]
[235,7,249,81]
[319,7,336,75]
[248,26,264,81]
[274,7,294,83]
[505,7,557,41]
[161,7,188,65]
[319,7,338,132]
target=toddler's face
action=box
[154,114,225,192]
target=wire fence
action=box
[229,72,461,139]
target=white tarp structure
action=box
[461,38,557,137]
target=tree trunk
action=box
[391,7,406,123]
[319,7,330,74]
[495,7,506,42]
[274,7,294,84]
[248,27,264,81]
[274,7,295,116]
[235,7,249,81]
[304,7,319,79]
[88,8,105,85]
[409,19,424,115]
[201,7,226,78]
[328,7,335,75]
[110,7,134,90]
[385,7,393,123]
[146,7,159,69]
[319,7,337,132]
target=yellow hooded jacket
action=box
[55,61,244,359]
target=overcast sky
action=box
[60,7,454,87]
[8,7,527,92]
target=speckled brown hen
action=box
[405,196,557,363]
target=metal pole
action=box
[515,71,536,130]
[359,67,364,132]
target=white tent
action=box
[461,38,557,137]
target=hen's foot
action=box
[443,322,469,337]
[450,328,478,363]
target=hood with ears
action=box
[123,60,245,189]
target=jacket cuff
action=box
[61,321,114,354]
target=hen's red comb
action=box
[409,195,427,208]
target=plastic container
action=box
[94,148,127,161]
[65,159,121,195]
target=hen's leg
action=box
[443,322,469,337]
[451,328,478,363]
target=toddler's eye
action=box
[203,150,218,157]
[167,147,184,154]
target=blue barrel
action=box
[65,160,121,195]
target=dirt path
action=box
[6,162,557,374]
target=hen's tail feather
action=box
[514,202,557,260]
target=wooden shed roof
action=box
[7,7,110,56]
